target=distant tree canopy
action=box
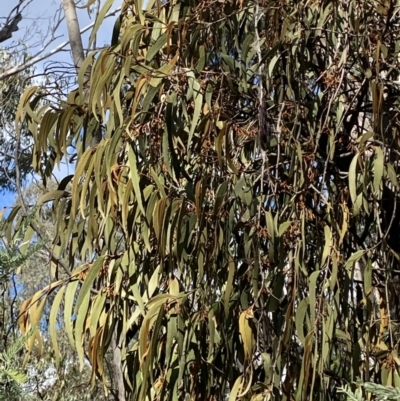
[11,0,400,400]
[0,50,35,191]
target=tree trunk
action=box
[61,0,101,148]
[61,0,85,69]
[111,331,126,401]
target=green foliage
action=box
[0,208,43,401]
[339,382,400,401]
[0,207,45,282]
[0,330,35,401]
[12,0,400,400]
[0,189,114,401]
[0,48,35,191]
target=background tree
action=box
[0,49,38,191]
[0,1,67,192]
[0,1,121,192]
[13,0,400,400]
[0,1,127,400]
[0,180,117,401]
[0,206,44,401]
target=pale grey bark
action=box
[62,0,85,69]
[111,331,126,401]
[62,0,102,148]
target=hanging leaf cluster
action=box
[12,0,400,399]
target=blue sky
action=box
[3,0,123,56]
[0,0,122,208]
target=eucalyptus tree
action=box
[11,0,400,400]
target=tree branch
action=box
[0,13,22,43]
[0,0,32,43]
[62,0,85,69]
[0,6,121,81]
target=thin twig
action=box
[0,6,122,81]
[14,114,73,279]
